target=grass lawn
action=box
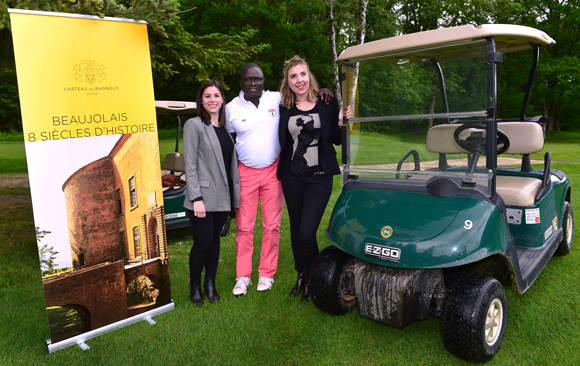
[0,135,579,365]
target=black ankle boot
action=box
[204,278,221,304]
[290,273,305,297]
[301,276,311,303]
[190,282,203,306]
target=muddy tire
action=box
[440,272,507,363]
[555,202,574,256]
[310,246,357,315]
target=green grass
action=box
[0,142,28,174]
[0,137,579,365]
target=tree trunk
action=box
[327,0,342,106]
[347,0,370,111]
[546,100,562,132]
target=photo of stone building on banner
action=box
[33,132,171,343]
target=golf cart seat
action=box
[426,121,546,207]
[164,152,185,172]
[162,152,186,195]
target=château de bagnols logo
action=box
[73,60,106,84]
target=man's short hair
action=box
[240,63,262,79]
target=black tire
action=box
[310,246,357,315]
[555,202,574,256]
[220,215,231,237]
[440,273,507,363]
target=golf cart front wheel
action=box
[440,272,507,363]
[310,246,357,315]
[555,201,574,255]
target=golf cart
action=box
[156,100,231,235]
[309,24,574,362]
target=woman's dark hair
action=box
[196,80,227,127]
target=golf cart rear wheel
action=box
[555,202,574,256]
[310,246,357,315]
[220,215,231,237]
[440,272,507,363]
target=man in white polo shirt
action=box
[226,63,283,296]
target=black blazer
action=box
[277,98,342,180]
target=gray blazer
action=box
[182,117,240,212]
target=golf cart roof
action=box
[338,24,555,63]
[155,100,197,115]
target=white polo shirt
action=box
[225,90,281,169]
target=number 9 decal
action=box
[464,220,473,230]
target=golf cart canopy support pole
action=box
[175,115,182,153]
[520,44,540,121]
[430,59,450,124]
[486,37,501,194]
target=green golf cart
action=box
[309,24,574,363]
[156,101,231,235]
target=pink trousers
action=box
[235,159,284,279]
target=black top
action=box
[214,125,235,204]
[277,98,342,180]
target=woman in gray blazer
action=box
[183,80,240,306]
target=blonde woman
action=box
[276,56,343,302]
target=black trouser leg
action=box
[281,173,333,277]
[188,210,228,283]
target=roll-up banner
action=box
[9,9,174,353]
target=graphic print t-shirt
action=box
[286,104,323,175]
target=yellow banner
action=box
[10,10,156,142]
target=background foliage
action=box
[1,0,580,132]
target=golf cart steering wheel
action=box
[453,122,510,155]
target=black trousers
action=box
[188,210,229,283]
[280,172,333,276]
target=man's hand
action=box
[318,88,334,104]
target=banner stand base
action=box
[46,301,175,353]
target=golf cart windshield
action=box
[342,43,494,197]
[339,25,555,199]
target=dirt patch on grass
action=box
[0,174,29,188]
[0,194,31,205]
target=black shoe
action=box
[204,278,221,304]
[290,273,305,297]
[190,282,203,306]
[301,277,311,303]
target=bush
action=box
[0,130,24,142]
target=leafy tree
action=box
[180,0,334,100]
[36,228,58,275]
[496,0,580,132]
[38,243,59,275]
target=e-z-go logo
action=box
[364,243,401,263]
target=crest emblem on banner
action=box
[73,60,106,84]
[269,109,276,117]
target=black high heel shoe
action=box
[190,282,203,306]
[204,278,221,304]
[290,273,305,297]
[301,277,311,303]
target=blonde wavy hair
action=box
[280,55,319,109]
